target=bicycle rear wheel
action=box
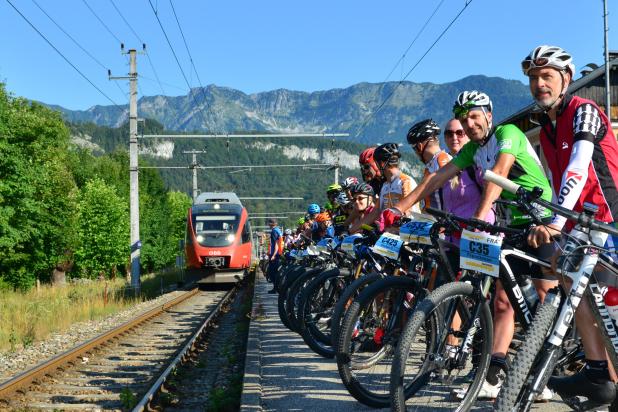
[337,276,423,408]
[298,267,342,358]
[390,281,493,412]
[331,272,382,347]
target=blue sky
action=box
[1,0,616,110]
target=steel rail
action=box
[132,286,238,411]
[0,288,200,400]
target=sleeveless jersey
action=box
[422,150,451,210]
[380,171,420,215]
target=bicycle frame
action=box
[516,235,618,410]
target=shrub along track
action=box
[0,282,241,411]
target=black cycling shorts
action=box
[503,218,557,281]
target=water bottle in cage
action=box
[518,275,540,312]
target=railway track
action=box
[0,285,238,411]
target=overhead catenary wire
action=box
[5,0,120,106]
[81,0,122,45]
[381,0,446,85]
[30,0,127,105]
[108,0,166,95]
[353,0,473,139]
[138,74,185,92]
[147,0,213,132]
[31,0,106,70]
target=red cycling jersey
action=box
[539,94,618,227]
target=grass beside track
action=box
[0,271,184,353]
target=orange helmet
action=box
[315,212,330,223]
[359,147,380,176]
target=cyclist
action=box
[442,118,493,239]
[323,201,335,218]
[359,147,385,197]
[522,45,618,405]
[374,143,420,214]
[313,212,335,240]
[406,118,451,211]
[266,218,283,294]
[283,228,294,251]
[387,90,556,399]
[348,182,376,234]
[341,176,359,200]
[332,191,352,236]
[356,143,420,231]
[326,183,343,207]
[307,203,321,220]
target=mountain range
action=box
[50,75,533,144]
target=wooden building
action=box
[501,52,618,155]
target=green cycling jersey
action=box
[451,124,552,225]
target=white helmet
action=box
[522,45,575,77]
[341,176,359,190]
[453,90,493,118]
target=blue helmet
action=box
[307,203,321,215]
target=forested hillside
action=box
[69,119,425,229]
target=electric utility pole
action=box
[603,0,611,119]
[183,149,207,202]
[110,46,142,294]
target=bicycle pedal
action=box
[563,396,610,412]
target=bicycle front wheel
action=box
[494,298,559,412]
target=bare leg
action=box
[492,281,514,358]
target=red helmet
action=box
[359,147,380,175]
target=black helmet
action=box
[374,143,401,165]
[350,182,374,197]
[406,119,441,145]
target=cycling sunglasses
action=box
[444,129,465,138]
[521,57,551,73]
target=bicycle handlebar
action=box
[424,207,523,236]
[484,170,618,237]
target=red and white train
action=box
[185,192,252,283]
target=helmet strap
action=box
[479,107,493,145]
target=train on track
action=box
[185,192,252,283]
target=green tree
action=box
[0,84,79,289]
[74,178,129,278]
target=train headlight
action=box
[226,234,235,242]
[196,235,204,243]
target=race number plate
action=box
[316,239,330,253]
[459,229,502,277]
[341,234,363,253]
[371,232,404,259]
[400,221,433,245]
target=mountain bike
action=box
[482,171,618,412]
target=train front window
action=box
[192,214,240,247]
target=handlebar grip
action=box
[483,170,521,194]
[593,221,618,238]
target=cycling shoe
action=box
[548,371,615,411]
